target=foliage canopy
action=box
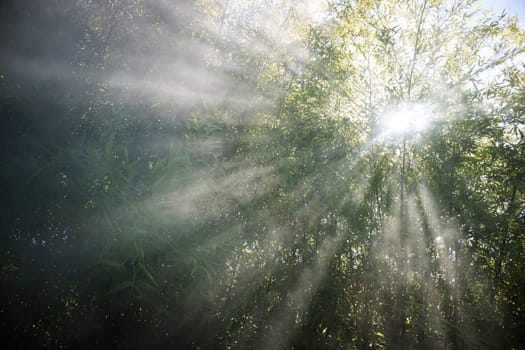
[1,0,524,348]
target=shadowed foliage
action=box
[1,0,524,349]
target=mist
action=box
[1,0,525,349]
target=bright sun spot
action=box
[381,102,433,136]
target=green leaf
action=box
[100,259,123,269]
[138,262,158,287]
[107,280,134,295]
